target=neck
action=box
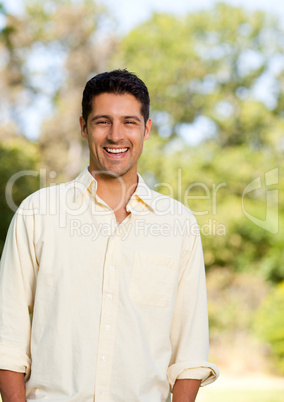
[89,168,138,223]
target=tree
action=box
[0,134,40,255]
[0,0,116,179]
[111,3,284,149]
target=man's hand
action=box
[0,370,26,402]
[172,378,201,402]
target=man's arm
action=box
[0,370,26,402]
[0,206,37,398]
[167,227,219,391]
[172,379,201,402]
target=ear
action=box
[80,116,88,139]
[144,118,151,141]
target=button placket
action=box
[94,232,121,401]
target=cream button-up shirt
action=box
[0,167,219,401]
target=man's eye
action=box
[125,121,135,124]
[97,121,109,125]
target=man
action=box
[0,69,219,401]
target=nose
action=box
[107,121,124,143]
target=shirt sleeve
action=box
[167,226,219,391]
[0,201,37,379]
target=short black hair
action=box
[82,69,150,125]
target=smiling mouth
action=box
[104,147,128,154]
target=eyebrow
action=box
[90,115,142,123]
[90,115,111,122]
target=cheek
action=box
[88,132,104,146]
[130,131,145,146]
[137,135,146,150]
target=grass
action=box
[197,390,284,402]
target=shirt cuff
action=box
[0,343,31,380]
[167,360,220,391]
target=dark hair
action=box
[82,69,150,125]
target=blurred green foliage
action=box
[0,137,40,254]
[111,3,284,149]
[138,139,284,282]
[254,282,284,374]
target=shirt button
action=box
[107,293,113,300]
[109,265,115,271]
[99,389,104,395]
[105,325,111,331]
[102,356,107,361]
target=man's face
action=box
[80,93,151,179]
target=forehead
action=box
[90,92,143,116]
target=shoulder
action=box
[17,179,75,216]
[145,187,200,239]
[150,188,197,222]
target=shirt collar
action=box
[73,166,97,200]
[73,167,157,212]
[131,174,156,212]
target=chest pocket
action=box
[129,251,178,308]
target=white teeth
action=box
[106,148,128,154]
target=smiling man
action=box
[0,70,219,402]
[79,88,151,225]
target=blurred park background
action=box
[0,0,284,400]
